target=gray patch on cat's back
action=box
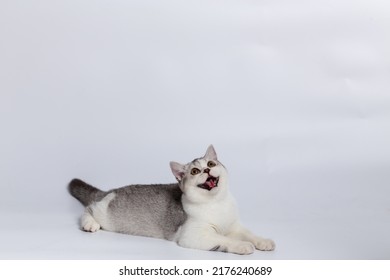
[106,183,186,240]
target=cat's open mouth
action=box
[197,176,219,191]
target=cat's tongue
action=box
[207,179,216,188]
[205,176,218,189]
[198,176,219,191]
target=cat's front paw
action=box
[229,241,255,255]
[254,238,275,251]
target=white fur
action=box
[172,145,275,255]
[81,211,100,232]
[81,192,116,232]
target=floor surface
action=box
[1,209,389,260]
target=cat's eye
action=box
[207,161,216,168]
[191,168,201,175]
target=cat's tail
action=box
[68,178,105,206]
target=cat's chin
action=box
[197,176,219,191]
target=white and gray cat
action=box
[69,145,275,255]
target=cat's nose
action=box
[204,168,210,174]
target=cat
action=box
[68,145,275,255]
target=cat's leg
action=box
[227,223,275,251]
[81,208,101,232]
[80,192,115,232]
[176,222,255,255]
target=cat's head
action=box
[170,145,228,199]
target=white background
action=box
[1,0,389,259]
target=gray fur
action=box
[69,179,186,241]
[68,179,106,206]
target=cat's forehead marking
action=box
[191,158,205,167]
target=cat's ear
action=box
[204,145,218,160]
[170,161,186,182]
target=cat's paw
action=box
[81,213,100,232]
[229,241,255,255]
[81,211,101,232]
[82,220,101,232]
[254,238,275,251]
